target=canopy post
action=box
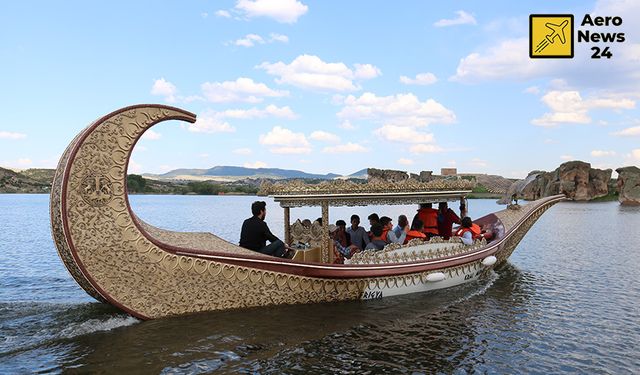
[321,202,331,263]
[284,206,291,245]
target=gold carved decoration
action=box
[49,103,564,319]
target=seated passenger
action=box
[404,218,427,244]
[239,201,293,258]
[380,216,406,244]
[301,219,312,227]
[330,224,360,263]
[367,213,380,238]
[347,214,370,250]
[414,203,438,239]
[393,215,409,238]
[365,223,387,251]
[455,216,481,245]
[335,219,351,247]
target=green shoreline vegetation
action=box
[0,166,620,201]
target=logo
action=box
[529,14,574,58]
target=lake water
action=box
[1,194,639,373]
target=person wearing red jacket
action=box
[436,202,462,240]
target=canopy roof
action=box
[272,190,471,208]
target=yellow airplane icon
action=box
[535,20,569,53]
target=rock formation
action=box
[501,161,612,202]
[368,168,435,183]
[615,166,640,205]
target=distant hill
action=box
[0,167,51,193]
[145,165,345,181]
[346,168,368,179]
[19,168,56,185]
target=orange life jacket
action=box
[381,228,390,243]
[417,208,438,235]
[456,224,481,239]
[404,230,427,244]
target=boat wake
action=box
[450,270,500,305]
[0,302,139,357]
[57,315,139,339]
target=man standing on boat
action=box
[240,201,292,258]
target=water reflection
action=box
[18,266,530,374]
[2,197,640,373]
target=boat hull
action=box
[50,105,564,319]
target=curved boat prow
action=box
[50,104,566,319]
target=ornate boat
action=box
[50,104,565,319]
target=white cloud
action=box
[469,158,487,168]
[339,120,356,130]
[259,126,311,154]
[215,10,231,18]
[1,158,32,169]
[353,63,381,79]
[269,146,312,154]
[560,155,574,161]
[233,33,289,47]
[409,144,444,154]
[151,78,177,103]
[631,149,640,160]
[434,10,477,27]
[188,112,236,133]
[612,126,640,136]
[400,73,437,86]
[532,90,635,127]
[0,131,27,140]
[374,125,435,143]
[269,33,289,43]
[543,138,557,144]
[257,55,379,92]
[199,153,209,158]
[244,161,268,168]
[322,142,368,154]
[447,160,457,167]
[309,130,340,143]
[398,158,414,165]
[591,150,616,157]
[233,148,252,155]
[235,0,308,23]
[235,33,265,47]
[524,86,540,95]
[216,104,297,120]
[128,160,143,174]
[201,77,288,103]
[141,129,161,140]
[338,92,456,126]
[451,38,550,83]
[201,12,209,18]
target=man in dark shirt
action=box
[239,201,290,257]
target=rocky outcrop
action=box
[616,166,640,205]
[502,161,612,202]
[475,174,515,194]
[368,168,435,183]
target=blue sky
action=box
[1,0,639,178]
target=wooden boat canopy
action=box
[272,190,472,208]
